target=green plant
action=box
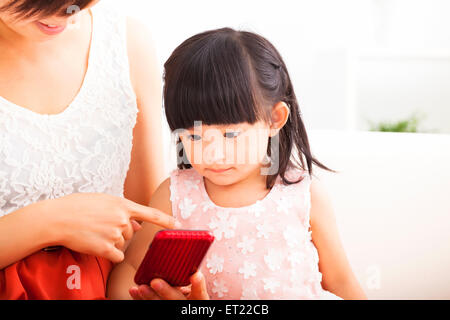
[369,114,421,133]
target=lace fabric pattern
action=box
[169,168,342,300]
[0,3,138,217]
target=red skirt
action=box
[0,247,113,300]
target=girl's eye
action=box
[188,134,202,141]
[224,131,241,139]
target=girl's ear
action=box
[269,101,290,137]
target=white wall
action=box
[120,0,450,134]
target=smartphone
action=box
[134,230,215,287]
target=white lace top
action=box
[0,3,138,217]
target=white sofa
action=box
[164,129,450,299]
[309,130,450,300]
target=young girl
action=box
[108,28,366,300]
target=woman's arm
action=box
[124,17,166,206]
[0,200,59,269]
[0,193,176,270]
[309,177,367,300]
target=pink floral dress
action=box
[169,167,342,300]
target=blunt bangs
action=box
[163,29,267,131]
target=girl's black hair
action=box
[0,0,95,19]
[164,27,334,189]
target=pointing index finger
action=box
[124,199,177,229]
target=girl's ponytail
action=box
[241,32,335,188]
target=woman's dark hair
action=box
[164,27,334,189]
[0,0,95,19]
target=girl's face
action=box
[0,0,99,42]
[179,121,272,187]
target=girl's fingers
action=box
[150,279,186,300]
[138,285,161,300]
[178,285,192,296]
[129,287,143,300]
[189,271,210,300]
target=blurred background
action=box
[121,0,450,135]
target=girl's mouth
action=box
[35,21,66,35]
[208,168,233,174]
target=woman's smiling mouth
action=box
[35,21,66,35]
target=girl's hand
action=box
[129,271,209,300]
[50,193,178,263]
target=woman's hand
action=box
[51,193,178,263]
[129,271,209,300]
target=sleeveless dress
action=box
[0,2,138,299]
[170,168,342,300]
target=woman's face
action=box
[0,0,99,42]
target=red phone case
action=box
[134,230,215,287]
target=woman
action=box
[0,0,207,300]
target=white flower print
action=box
[208,210,237,241]
[202,201,215,213]
[237,236,255,254]
[287,251,306,266]
[178,197,197,220]
[238,261,257,279]
[206,254,224,275]
[289,264,314,287]
[212,279,228,298]
[248,200,265,217]
[263,278,280,294]
[184,178,200,193]
[276,196,293,215]
[289,268,304,286]
[241,285,260,300]
[264,249,284,271]
[256,221,274,239]
[283,226,302,248]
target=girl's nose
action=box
[204,139,226,165]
